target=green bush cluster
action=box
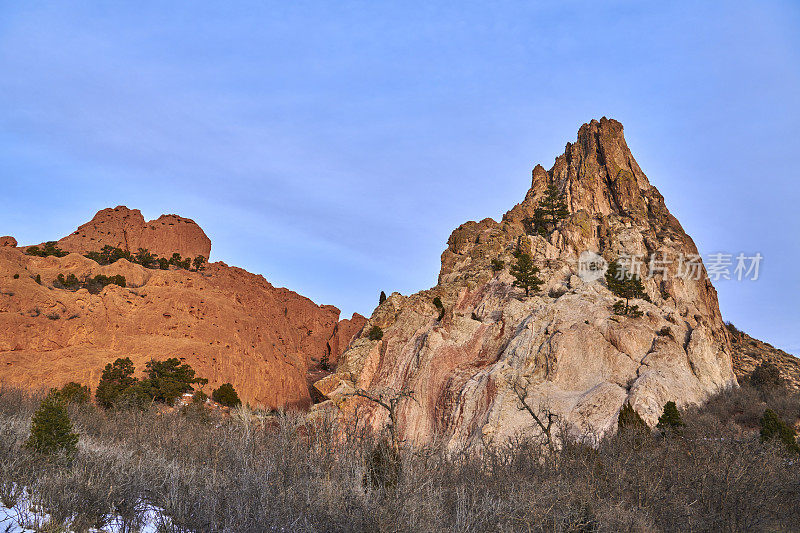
[192,255,206,270]
[84,245,206,272]
[25,390,78,457]
[55,273,81,289]
[59,382,91,404]
[168,252,190,270]
[760,409,800,453]
[85,245,134,266]
[212,383,241,407]
[88,274,127,292]
[95,357,208,409]
[368,325,384,341]
[25,241,68,258]
[54,273,126,294]
[748,362,783,391]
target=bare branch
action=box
[511,377,557,447]
[349,386,415,448]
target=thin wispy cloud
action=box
[1,1,799,351]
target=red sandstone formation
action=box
[54,206,212,260]
[0,209,362,409]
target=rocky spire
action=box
[321,118,737,449]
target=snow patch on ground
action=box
[1,498,161,533]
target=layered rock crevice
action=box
[319,118,737,448]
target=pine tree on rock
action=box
[656,401,684,434]
[320,350,331,371]
[605,259,647,316]
[26,390,79,456]
[510,253,543,297]
[533,183,569,233]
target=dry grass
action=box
[0,384,798,532]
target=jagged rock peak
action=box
[522,117,665,224]
[445,117,688,284]
[54,205,212,260]
[323,118,736,450]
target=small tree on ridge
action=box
[606,259,647,316]
[533,183,569,233]
[510,253,543,297]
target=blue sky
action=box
[1,1,799,353]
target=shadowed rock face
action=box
[54,206,212,260]
[319,118,737,448]
[730,329,800,390]
[0,211,366,409]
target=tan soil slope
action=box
[731,328,800,390]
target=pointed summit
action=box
[520,118,661,225]
[326,119,736,449]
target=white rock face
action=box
[319,118,736,448]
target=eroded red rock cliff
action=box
[55,206,212,260]
[0,209,365,408]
